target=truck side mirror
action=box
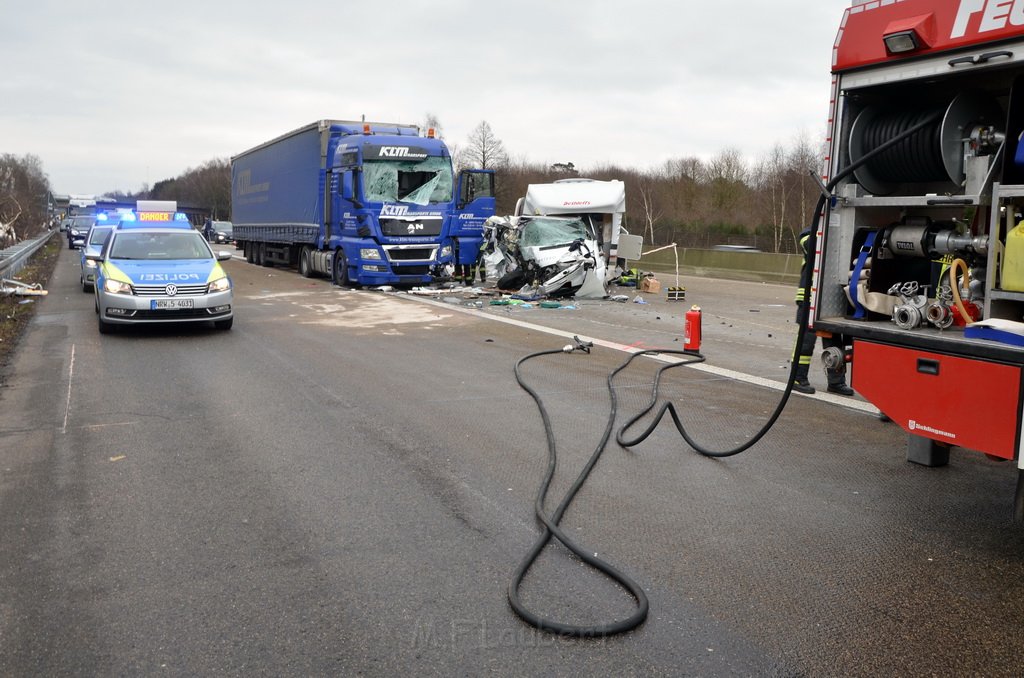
[341,171,363,209]
[341,172,354,201]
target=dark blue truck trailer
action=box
[231,119,494,286]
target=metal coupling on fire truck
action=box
[889,281,929,330]
[820,346,850,371]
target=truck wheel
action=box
[244,242,254,263]
[214,317,233,331]
[333,249,349,287]
[299,246,314,278]
[260,243,274,267]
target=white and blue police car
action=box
[87,224,234,334]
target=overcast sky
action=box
[5,0,854,195]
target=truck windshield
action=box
[363,157,453,205]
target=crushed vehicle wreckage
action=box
[481,214,609,299]
[476,178,643,299]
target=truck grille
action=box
[133,283,208,297]
[393,265,430,276]
[386,248,434,261]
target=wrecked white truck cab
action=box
[484,215,606,298]
[484,178,642,298]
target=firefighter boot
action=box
[826,374,854,396]
[792,365,815,394]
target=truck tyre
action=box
[299,246,314,278]
[244,242,254,263]
[259,243,273,267]
[214,317,233,331]
[333,249,349,287]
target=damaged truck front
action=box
[231,120,494,286]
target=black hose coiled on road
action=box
[508,110,944,637]
[507,337,655,637]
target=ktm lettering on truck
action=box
[380,204,407,218]
[377,146,428,159]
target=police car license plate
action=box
[151,299,194,310]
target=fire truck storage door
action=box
[852,340,1022,460]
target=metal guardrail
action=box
[0,229,56,279]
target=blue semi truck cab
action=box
[231,120,494,286]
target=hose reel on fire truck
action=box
[849,91,1005,195]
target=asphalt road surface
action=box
[1,247,1023,676]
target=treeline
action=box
[107,158,231,219]
[492,136,824,254]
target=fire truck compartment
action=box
[852,339,1022,460]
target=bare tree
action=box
[0,196,21,246]
[635,172,663,244]
[0,154,50,240]
[786,130,824,250]
[754,143,791,253]
[461,121,509,170]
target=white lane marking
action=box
[399,294,879,415]
[63,344,75,433]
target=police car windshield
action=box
[110,232,211,260]
[89,227,113,246]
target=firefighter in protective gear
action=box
[793,228,854,396]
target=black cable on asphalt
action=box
[508,111,947,636]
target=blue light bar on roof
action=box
[174,212,188,221]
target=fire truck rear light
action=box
[884,30,920,54]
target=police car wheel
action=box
[82,281,90,293]
[98,314,115,335]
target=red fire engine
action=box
[815,0,1024,519]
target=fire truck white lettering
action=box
[981,0,1015,30]
[952,0,1024,37]
[1012,0,1024,24]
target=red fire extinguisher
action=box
[684,305,702,353]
